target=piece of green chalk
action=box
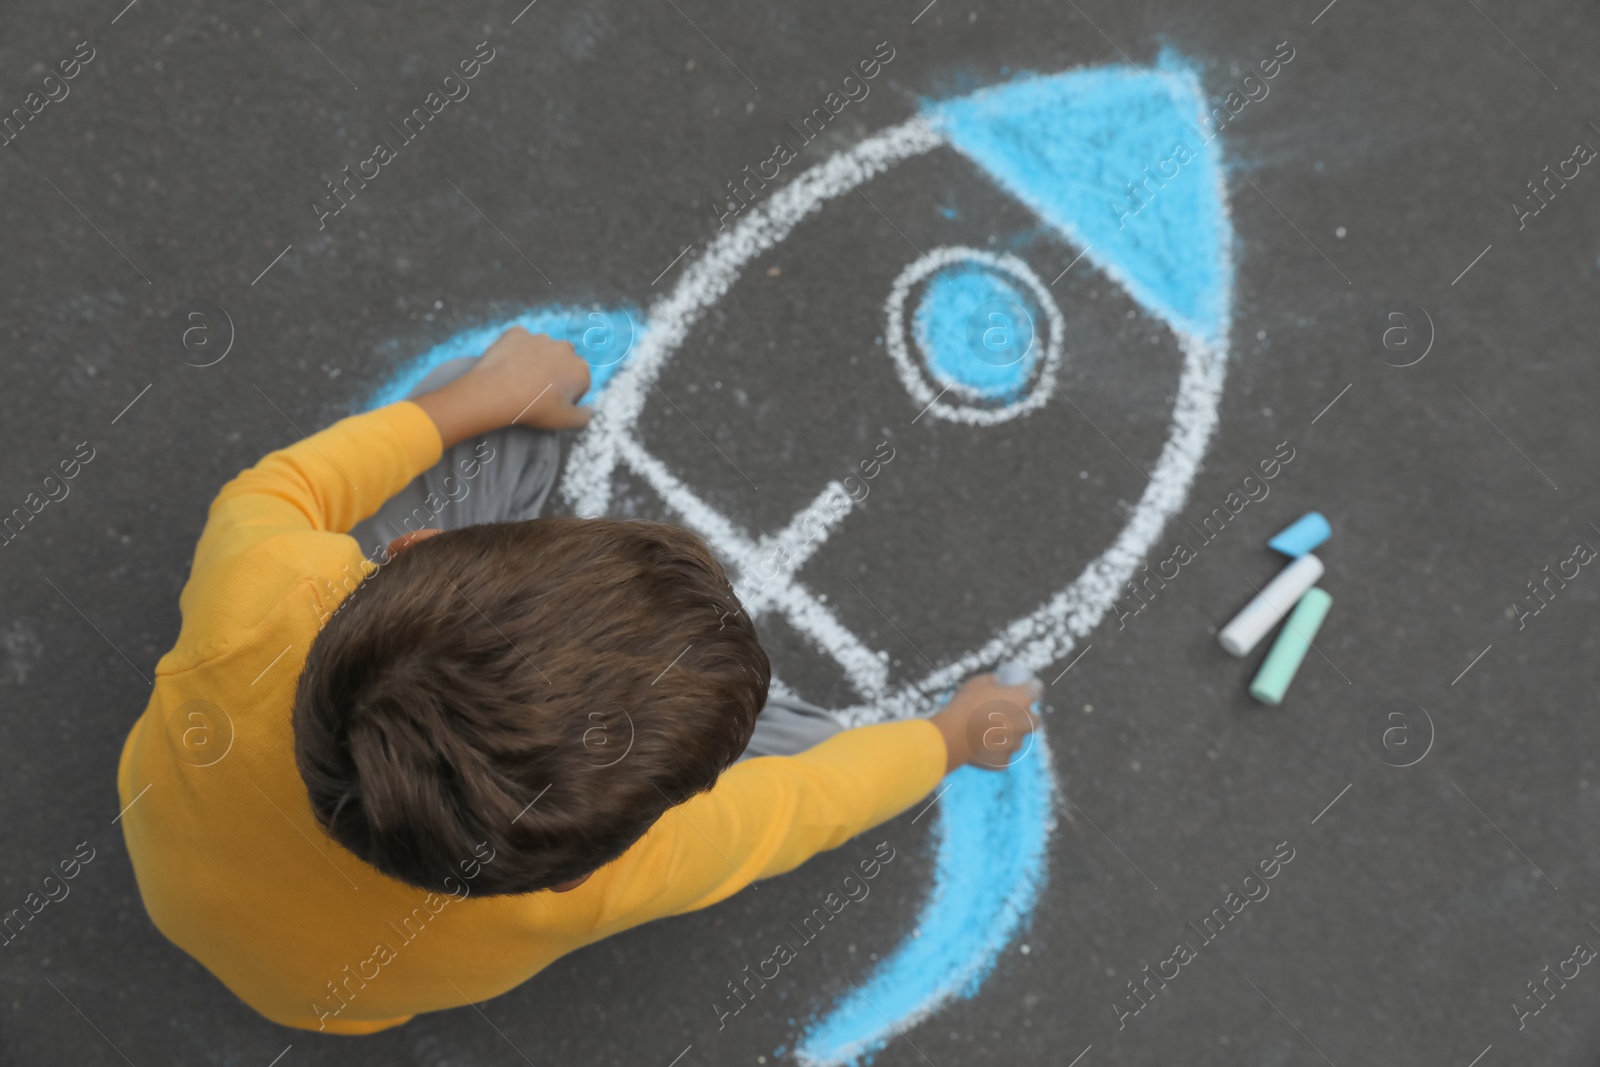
[1248,587,1333,706]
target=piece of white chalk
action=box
[996,661,1033,686]
[1218,554,1325,657]
[995,662,1045,711]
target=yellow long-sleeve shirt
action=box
[116,400,948,1034]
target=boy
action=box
[117,326,1039,1034]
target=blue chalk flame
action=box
[796,740,1054,1067]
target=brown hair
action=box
[292,518,768,895]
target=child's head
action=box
[292,517,769,896]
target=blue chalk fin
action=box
[925,55,1232,343]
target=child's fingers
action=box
[964,690,1041,770]
[531,403,587,430]
[995,677,1043,708]
[553,403,593,430]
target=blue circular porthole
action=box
[884,247,1065,425]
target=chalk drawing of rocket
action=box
[370,53,1234,1067]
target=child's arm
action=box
[589,674,1040,928]
[205,328,589,539]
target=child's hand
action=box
[928,673,1042,773]
[414,327,594,448]
[473,327,593,431]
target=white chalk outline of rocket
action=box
[562,101,1232,727]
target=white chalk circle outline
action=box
[562,113,1231,727]
[884,246,1063,423]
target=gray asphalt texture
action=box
[3,1,1599,1065]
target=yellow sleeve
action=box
[203,400,443,540]
[154,402,444,672]
[592,717,948,929]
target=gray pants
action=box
[349,356,843,762]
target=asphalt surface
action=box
[3,1,1600,1064]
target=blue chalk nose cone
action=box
[925,54,1233,344]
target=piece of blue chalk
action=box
[1268,512,1331,558]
